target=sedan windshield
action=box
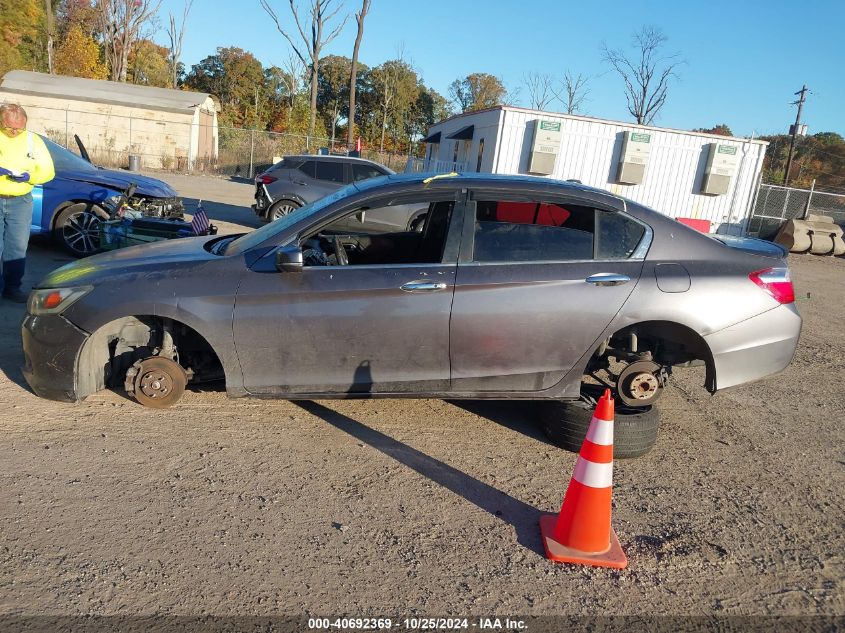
[225,183,359,256]
[42,137,98,172]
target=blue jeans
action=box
[0,193,33,295]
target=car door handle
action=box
[585,273,631,286]
[400,280,448,293]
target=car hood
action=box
[61,167,178,198]
[37,236,218,289]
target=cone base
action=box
[539,514,628,569]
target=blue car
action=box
[32,136,184,256]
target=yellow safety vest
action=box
[0,131,56,196]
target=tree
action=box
[448,73,506,112]
[522,71,556,111]
[601,26,682,125]
[57,0,99,38]
[317,54,352,142]
[44,0,56,73]
[184,47,267,127]
[166,0,193,88]
[259,0,349,137]
[95,0,162,82]
[561,70,589,114]
[693,124,733,136]
[407,86,451,144]
[54,23,108,78]
[128,38,170,87]
[0,0,44,77]
[369,58,418,151]
[346,0,369,146]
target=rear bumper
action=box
[21,314,89,403]
[705,303,802,390]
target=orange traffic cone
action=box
[539,389,628,569]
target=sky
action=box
[153,0,845,138]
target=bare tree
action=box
[522,71,555,110]
[346,0,370,146]
[259,0,349,137]
[166,0,194,88]
[601,26,682,125]
[44,0,55,73]
[281,51,306,108]
[96,0,162,82]
[561,70,589,114]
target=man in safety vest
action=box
[0,103,55,303]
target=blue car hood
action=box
[62,167,178,198]
[38,235,218,289]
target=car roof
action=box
[284,154,388,166]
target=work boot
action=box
[2,289,29,303]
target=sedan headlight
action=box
[27,286,93,315]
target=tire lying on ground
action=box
[539,398,660,459]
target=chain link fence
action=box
[747,184,845,239]
[22,104,417,178]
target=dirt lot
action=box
[0,175,843,630]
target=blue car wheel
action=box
[53,203,107,257]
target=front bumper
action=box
[705,303,802,391]
[21,314,89,403]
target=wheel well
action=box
[77,315,224,399]
[589,320,717,393]
[50,200,108,231]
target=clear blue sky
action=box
[154,0,844,138]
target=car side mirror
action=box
[275,245,303,272]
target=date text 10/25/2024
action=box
[307,617,527,630]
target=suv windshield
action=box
[42,137,98,172]
[225,184,359,256]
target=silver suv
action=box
[252,155,427,233]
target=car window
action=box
[315,160,345,183]
[596,212,646,259]
[298,161,316,178]
[351,164,385,182]
[473,200,596,262]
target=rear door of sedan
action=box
[449,188,651,392]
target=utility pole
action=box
[782,85,809,186]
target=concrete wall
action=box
[0,92,218,171]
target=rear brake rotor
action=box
[616,360,663,407]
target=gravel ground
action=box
[0,176,842,630]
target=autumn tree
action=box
[369,58,419,151]
[95,0,162,81]
[0,0,44,77]
[693,124,733,136]
[346,0,369,145]
[185,47,267,127]
[601,26,682,125]
[57,0,99,37]
[406,86,451,144]
[449,73,507,112]
[259,0,349,137]
[317,54,352,142]
[128,39,170,87]
[53,23,107,78]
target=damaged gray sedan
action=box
[22,173,800,453]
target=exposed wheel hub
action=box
[616,360,664,407]
[138,369,174,400]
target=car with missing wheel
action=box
[253,154,428,233]
[22,173,801,457]
[31,136,184,257]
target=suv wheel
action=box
[539,397,660,459]
[268,200,300,221]
[54,203,108,257]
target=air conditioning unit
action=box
[528,120,562,175]
[617,131,651,185]
[701,143,739,196]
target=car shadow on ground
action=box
[182,198,264,230]
[294,400,545,555]
[447,400,554,446]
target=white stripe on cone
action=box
[585,417,614,446]
[572,456,613,488]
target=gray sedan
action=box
[22,174,800,442]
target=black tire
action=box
[539,398,660,459]
[53,202,109,257]
[267,199,301,222]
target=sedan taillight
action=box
[749,267,795,304]
[255,174,277,185]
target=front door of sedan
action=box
[449,193,650,392]
[232,191,464,395]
